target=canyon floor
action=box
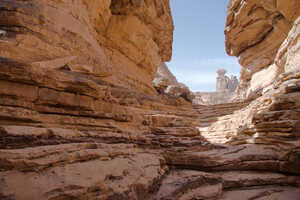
[0,0,300,199]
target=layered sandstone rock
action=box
[225,0,300,99]
[211,15,300,147]
[187,1,300,198]
[0,1,193,199]
[222,0,300,146]
[0,0,174,95]
[153,63,194,102]
[1,0,300,199]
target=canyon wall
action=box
[201,0,300,166]
[0,0,300,200]
[0,1,198,199]
[225,0,300,99]
[0,0,174,95]
[222,0,300,143]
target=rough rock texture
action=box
[0,0,174,95]
[153,63,195,102]
[1,0,300,200]
[225,0,300,99]
[222,0,300,147]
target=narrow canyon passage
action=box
[0,0,300,200]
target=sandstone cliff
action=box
[225,0,300,99]
[222,0,300,146]
[1,0,300,200]
[0,0,174,95]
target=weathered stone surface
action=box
[216,69,238,93]
[225,0,300,99]
[0,0,173,95]
[109,0,174,62]
[1,0,300,199]
[153,63,195,102]
[276,16,300,73]
[206,15,300,147]
[222,186,300,200]
[0,143,166,200]
[153,169,300,200]
[154,170,222,200]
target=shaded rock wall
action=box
[1,0,300,200]
[0,0,174,95]
[0,1,196,199]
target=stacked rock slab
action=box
[153,63,194,102]
[225,0,300,100]
[0,0,196,199]
[222,0,300,147]
[1,0,300,200]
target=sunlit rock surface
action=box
[153,63,194,102]
[0,0,300,199]
[225,0,300,99]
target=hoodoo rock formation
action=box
[1,0,300,200]
[193,69,239,105]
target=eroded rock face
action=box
[225,0,300,99]
[0,0,173,95]
[153,63,195,102]
[0,143,166,200]
[1,0,300,199]
[110,0,174,62]
[204,1,300,158]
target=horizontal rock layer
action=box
[225,0,300,99]
[1,0,300,199]
[0,0,174,95]
[153,63,194,102]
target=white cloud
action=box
[190,57,241,71]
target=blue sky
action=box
[167,0,241,92]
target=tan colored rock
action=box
[154,170,222,200]
[106,15,160,77]
[154,169,300,200]
[0,143,167,200]
[0,2,178,197]
[156,63,178,84]
[276,17,300,73]
[246,63,278,97]
[0,0,173,95]
[1,0,300,199]
[109,0,174,62]
[222,186,300,200]
[225,0,300,98]
[153,63,195,102]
